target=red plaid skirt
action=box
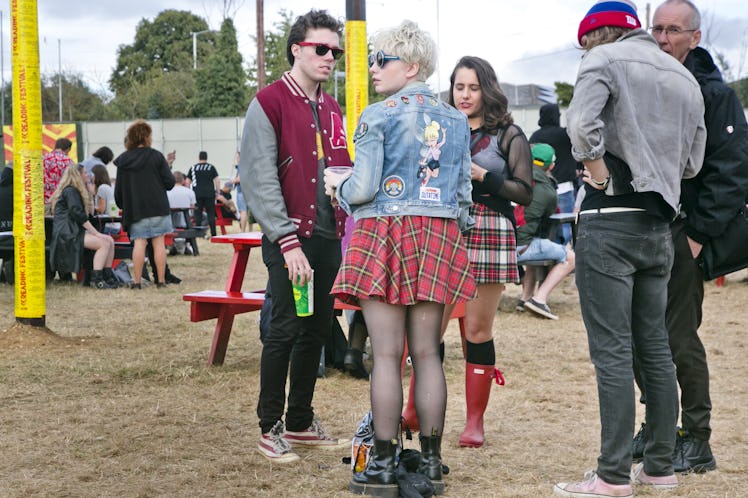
[332,216,477,305]
[463,203,519,284]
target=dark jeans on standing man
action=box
[634,218,711,441]
[257,234,341,434]
[194,196,216,236]
[575,211,678,484]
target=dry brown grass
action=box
[1,228,747,497]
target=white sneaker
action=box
[257,421,300,463]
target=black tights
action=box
[360,299,446,440]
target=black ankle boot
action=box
[350,438,399,497]
[90,270,116,289]
[102,267,120,288]
[418,434,444,495]
[344,348,369,379]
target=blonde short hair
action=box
[371,20,436,81]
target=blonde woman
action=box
[49,165,118,288]
[326,20,476,497]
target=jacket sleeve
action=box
[491,125,533,206]
[686,86,748,243]
[158,153,176,191]
[63,188,89,226]
[567,51,610,162]
[455,118,474,232]
[239,98,299,250]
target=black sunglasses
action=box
[297,42,344,60]
[368,50,401,68]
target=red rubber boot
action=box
[401,371,419,433]
[458,363,505,448]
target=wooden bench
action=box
[183,289,466,366]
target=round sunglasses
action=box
[297,42,344,60]
[368,50,401,68]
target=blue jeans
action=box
[575,212,677,483]
[257,234,341,433]
[556,189,575,245]
[516,238,567,263]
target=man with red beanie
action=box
[554,1,706,496]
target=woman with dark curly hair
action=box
[401,55,533,449]
[114,120,175,289]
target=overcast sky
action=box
[15,0,748,98]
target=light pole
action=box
[57,38,62,121]
[191,30,211,70]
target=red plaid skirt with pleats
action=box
[463,203,519,284]
[332,216,477,305]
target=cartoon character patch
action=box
[385,100,397,108]
[429,98,438,106]
[417,115,446,187]
[354,122,369,142]
[383,175,405,198]
[416,94,425,104]
[401,96,410,104]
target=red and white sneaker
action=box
[631,462,678,490]
[554,470,633,497]
[284,416,349,448]
[257,421,300,463]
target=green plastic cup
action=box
[292,270,314,316]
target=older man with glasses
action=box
[631,0,748,474]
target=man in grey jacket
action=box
[554,1,706,496]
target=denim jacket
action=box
[567,29,705,213]
[337,83,473,231]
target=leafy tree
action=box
[554,81,574,107]
[2,72,114,123]
[110,10,214,95]
[109,70,197,119]
[194,18,249,117]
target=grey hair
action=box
[370,20,436,81]
[659,0,701,29]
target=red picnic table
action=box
[183,231,467,366]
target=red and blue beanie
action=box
[578,0,641,44]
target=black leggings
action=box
[360,299,446,440]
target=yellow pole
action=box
[344,0,367,160]
[11,0,45,326]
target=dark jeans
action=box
[634,219,711,440]
[575,212,678,483]
[194,196,216,236]
[257,234,341,433]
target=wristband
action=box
[590,176,610,189]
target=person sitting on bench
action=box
[516,143,575,320]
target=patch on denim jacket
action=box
[354,122,369,142]
[383,175,405,198]
[416,94,425,104]
[419,186,441,202]
[401,96,410,104]
[385,100,397,108]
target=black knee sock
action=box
[465,339,495,365]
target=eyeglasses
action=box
[368,50,401,68]
[649,25,697,37]
[296,42,344,60]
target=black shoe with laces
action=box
[632,422,646,462]
[673,429,717,473]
